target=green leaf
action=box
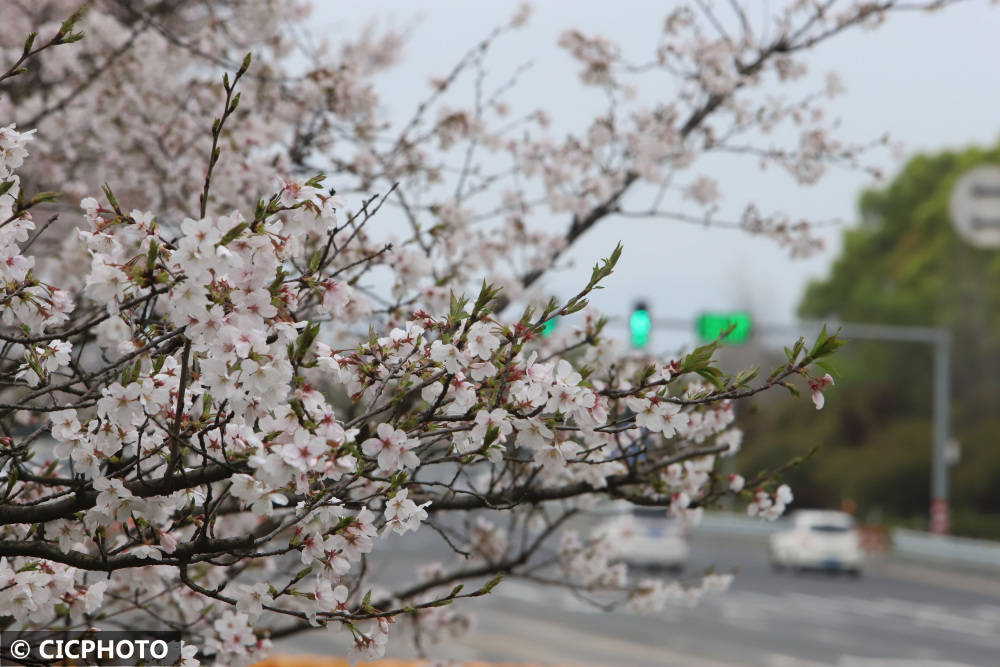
[734,366,760,387]
[305,173,326,188]
[448,290,470,323]
[101,183,120,213]
[815,360,839,379]
[217,221,249,247]
[680,340,720,374]
[809,324,829,356]
[482,424,500,448]
[5,465,18,496]
[808,326,847,361]
[28,191,62,207]
[477,573,504,595]
[696,367,725,390]
[783,338,805,365]
[472,279,502,316]
[294,322,321,362]
[585,242,623,290]
[146,240,159,272]
[426,598,454,608]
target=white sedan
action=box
[769,509,863,575]
[617,506,690,574]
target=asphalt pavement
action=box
[273,530,1000,666]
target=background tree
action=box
[0,1,964,664]
[735,143,1000,537]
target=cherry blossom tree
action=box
[0,1,957,664]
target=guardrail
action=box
[696,512,778,538]
[694,512,1000,570]
[891,528,1000,571]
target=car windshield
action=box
[809,524,851,533]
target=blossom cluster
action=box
[0,126,817,660]
[748,484,795,521]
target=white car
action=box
[617,506,690,573]
[769,509,863,575]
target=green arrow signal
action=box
[696,312,752,344]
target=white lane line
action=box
[871,560,1000,599]
[764,653,828,667]
[837,658,977,667]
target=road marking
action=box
[837,658,976,667]
[871,559,1000,598]
[496,580,1000,645]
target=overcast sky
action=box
[312,1,1000,350]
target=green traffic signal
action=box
[630,305,652,348]
[541,318,558,337]
[696,311,752,344]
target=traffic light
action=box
[630,301,652,348]
[540,318,558,337]
[696,311,752,344]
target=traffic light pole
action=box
[932,329,952,534]
[622,315,952,534]
[777,321,951,535]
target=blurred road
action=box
[275,531,1000,666]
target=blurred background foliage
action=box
[732,143,1000,539]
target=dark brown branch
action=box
[0,461,246,526]
[422,443,727,512]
